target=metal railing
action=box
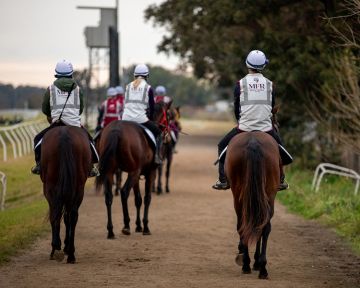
[312,163,360,195]
[0,119,47,161]
[0,171,6,211]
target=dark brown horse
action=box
[41,126,92,263]
[154,106,181,194]
[225,131,280,279]
[96,102,168,238]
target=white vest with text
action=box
[49,85,81,127]
[122,79,150,123]
[238,73,273,132]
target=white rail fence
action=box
[312,163,360,195]
[0,171,6,211]
[0,119,47,161]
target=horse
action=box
[225,131,280,279]
[40,126,92,263]
[95,102,169,238]
[154,106,181,194]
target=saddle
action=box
[138,124,156,150]
[215,143,293,166]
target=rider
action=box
[154,85,172,104]
[100,87,122,128]
[115,85,125,119]
[122,64,163,165]
[212,50,292,191]
[31,59,99,177]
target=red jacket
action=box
[101,97,123,127]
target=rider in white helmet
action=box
[154,85,172,104]
[122,64,163,164]
[212,50,292,191]
[31,59,99,177]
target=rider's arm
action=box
[42,88,51,117]
[79,89,84,114]
[148,87,155,121]
[234,82,241,121]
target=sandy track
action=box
[0,134,359,288]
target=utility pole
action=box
[109,0,120,86]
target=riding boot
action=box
[31,145,41,175]
[279,165,289,191]
[154,135,163,165]
[212,161,230,190]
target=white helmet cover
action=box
[134,64,149,77]
[115,85,124,94]
[107,87,117,97]
[155,85,166,96]
[55,59,73,77]
[245,50,269,70]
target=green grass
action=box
[0,155,49,264]
[278,166,360,253]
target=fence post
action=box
[0,133,7,161]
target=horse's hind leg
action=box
[235,237,251,274]
[143,171,155,235]
[258,222,271,279]
[49,206,64,262]
[104,178,115,239]
[65,209,79,264]
[115,169,122,196]
[253,239,261,271]
[134,181,143,233]
[120,173,138,235]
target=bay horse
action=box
[154,106,181,194]
[225,131,280,279]
[41,126,92,263]
[96,102,168,238]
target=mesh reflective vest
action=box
[237,73,273,132]
[49,84,81,126]
[122,79,150,123]
[101,97,122,127]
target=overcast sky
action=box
[0,0,179,87]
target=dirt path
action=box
[0,133,359,288]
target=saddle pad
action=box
[138,124,156,147]
[214,145,293,166]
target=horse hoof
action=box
[166,188,170,193]
[135,227,143,233]
[259,273,269,279]
[242,267,252,274]
[122,228,131,235]
[51,250,65,262]
[143,229,151,235]
[235,254,243,266]
[107,231,115,239]
[67,257,76,264]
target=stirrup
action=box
[89,166,100,178]
[212,180,230,190]
[31,163,41,175]
[278,181,289,191]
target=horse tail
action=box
[239,137,271,245]
[51,129,76,223]
[95,128,120,190]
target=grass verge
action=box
[278,166,360,254]
[0,155,49,264]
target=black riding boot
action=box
[212,161,230,190]
[279,166,289,191]
[31,145,41,175]
[154,135,163,165]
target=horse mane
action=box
[239,136,271,245]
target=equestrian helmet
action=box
[55,59,73,77]
[245,50,269,70]
[134,64,149,77]
[155,85,166,96]
[107,87,117,97]
[115,85,124,95]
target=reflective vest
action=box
[155,95,172,104]
[49,84,81,126]
[237,73,273,132]
[122,79,150,123]
[101,97,122,127]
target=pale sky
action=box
[0,0,179,87]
